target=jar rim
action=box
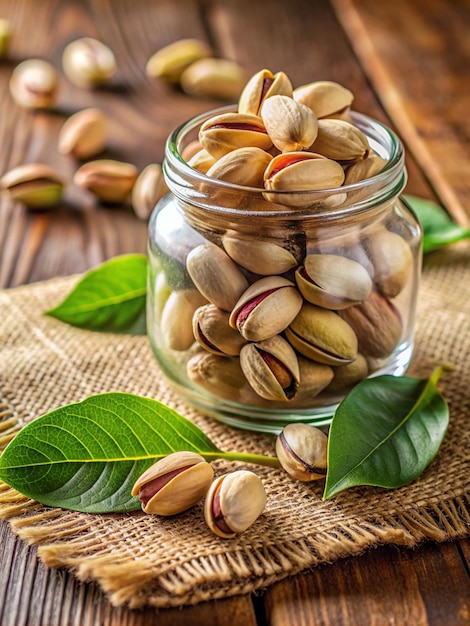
[163,104,406,218]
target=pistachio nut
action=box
[187,351,254,403]
[238,68,293,116]
[264,151,345,208]
[132,451,214,516]
[180,58,247,100]
[341,290,402,358]
[230,276,303,342]
[310,119,369,162]
[366,229,413,297]
[74,159,138,203]
[293,80,354,119]
[151,270,172,324]
[206,146,272,188]
[160,288,207,351]
[145,38,212,83]
[193,304,248,356]
[1,163,65,209]
[0,18,11,58]
[62,37,116,87]
[186,242,249,312]
[290,357,334,407]
[276,423,328,481]
[187,148,216,174]
[344,154,388,185]
[223,233,297,275]
[295,253,372,310]
[9,58,57,109]
[131,163,169,220]
[285,302,358,366]
[328,353,369,391]
[181,140,204,162]
[58,108,108,159]
[260,95,318,153]
[199,112,272,160]
[204,470,266,538]
[240,335,300,401]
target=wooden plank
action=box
[263,541,470,626]
[332,0,470,225]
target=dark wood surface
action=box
[1,1,469,624]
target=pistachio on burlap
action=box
[1,163,65,209]
[276,423,328,481]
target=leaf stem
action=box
[429,362,454,387]
[204,450,281,469]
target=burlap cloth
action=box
[0,246,469,609]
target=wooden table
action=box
[1,1,469,624]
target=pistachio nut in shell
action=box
[1,163,65,209]
[276,423,328,481]
[132,451,214,516]
[285,302,358,366]
[341,290,402,358]
[145,38,212,83]
[131,163,169,220]
[260,95,318,153]
[344,153,388,185]
[62,37,116,87]
[204,470,266,538]
[74,159,138,203]
[187,148,216,174]
[264,151,345,208]
[9,58,57,109]
[223,233,297,275]
[230,276,303,342]
[181,140,204,162]
[328,353,369,392]
[186,242,249,312]
[192,304,248,356]
[240,334,300,402]
[187,351,253,403]
[58,108,108,159]
[161,288,207,351]
[293,80,354,119]
[289,357,334,408]
[238,68,293,116]
[366,229,413,297]
[206,147,272,188]
[310,119,369,162]
[199,112,272,160]
[295,254,372,310]
[180,58,247,100]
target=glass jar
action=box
[147,106,422,434]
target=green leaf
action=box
[323,365,451,500]
[404,195,470,253]
[0,393,222,513]
[46,254,148,334]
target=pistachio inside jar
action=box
[147,84,421,434]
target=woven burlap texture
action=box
[0,247,469,609]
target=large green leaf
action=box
[404,195,470,253]
[0,393,221,512]
[46,254,147,334]
[323,365,450,499]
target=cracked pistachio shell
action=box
[180,58,247,100]
[58,108,108,159]
[344,154,388,185]
[192,304,248,356]
[260,95,318,153]
[206,147,272,188]
[145,38,212,83]
[310,119,369,162]
[132,451,214,516]
[230,276,303,342]
[240,335,300,402]
[223,233,297,275]
[62,37,116,87]
[289,357,334,407]
[186,242,249,312]
[187,351,252,403]
[199,112,272,159]
[204,470,266,538]
[238,68,293,116]
[1,163,65,208]
[341,290,402,358]
[74,159,138,203]
[328,353,369,391]
[293,80,354,119]
[285,302,358,366]
[10,59,57,109]
[264,151,345,208]
[187,148,216,174]
[366,229,413,297]
[295,254,372,310]
[131,163,169,220]
[160,288,207,351]
[276,423,328,481]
